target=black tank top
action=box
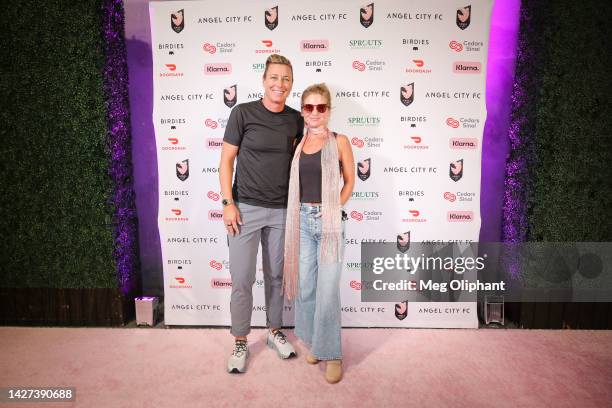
[299,150,322,203]
[299,132,340,203]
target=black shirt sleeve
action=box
[294,115,305,147]
[223,105,244,147]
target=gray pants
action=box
[228,202,286,337]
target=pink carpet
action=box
[1,327,611,408]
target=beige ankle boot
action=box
[306,354,319,364]
[325,360,342,383]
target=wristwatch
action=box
[221,198,234,207]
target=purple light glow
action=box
[136,297,157,302]
[499,1,544,280]
[102,0,140,295]
[480,0,521,244]
[501,1,538,246]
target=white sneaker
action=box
[227,340,249,373]
[266,330,297,359]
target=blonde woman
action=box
[283,83,355,383]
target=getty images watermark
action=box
[360,242,612,303]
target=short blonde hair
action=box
[263,54,293,79]
[301,83,332,110]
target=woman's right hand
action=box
[223,204,242,236]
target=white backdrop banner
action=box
[150,0,492,328]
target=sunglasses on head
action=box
[302,104,329,113]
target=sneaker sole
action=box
[266,338,297,359]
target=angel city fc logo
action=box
[357,158,371,181]
[396,231,410,253]
[400,83,414,106]
[456,5,471,30]
[171,9,184,33]
[395,301,408,321]
[176,159,189,181]
[360,3,374,28]
[224,85,237,108]
[450,159,464,182]
[265,6,278,31]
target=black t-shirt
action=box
[223,99,303,208]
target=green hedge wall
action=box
[527,1,612,241]
[0,0,116,288]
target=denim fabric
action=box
[294,204,344,360]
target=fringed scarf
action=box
[282,129,342,300]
